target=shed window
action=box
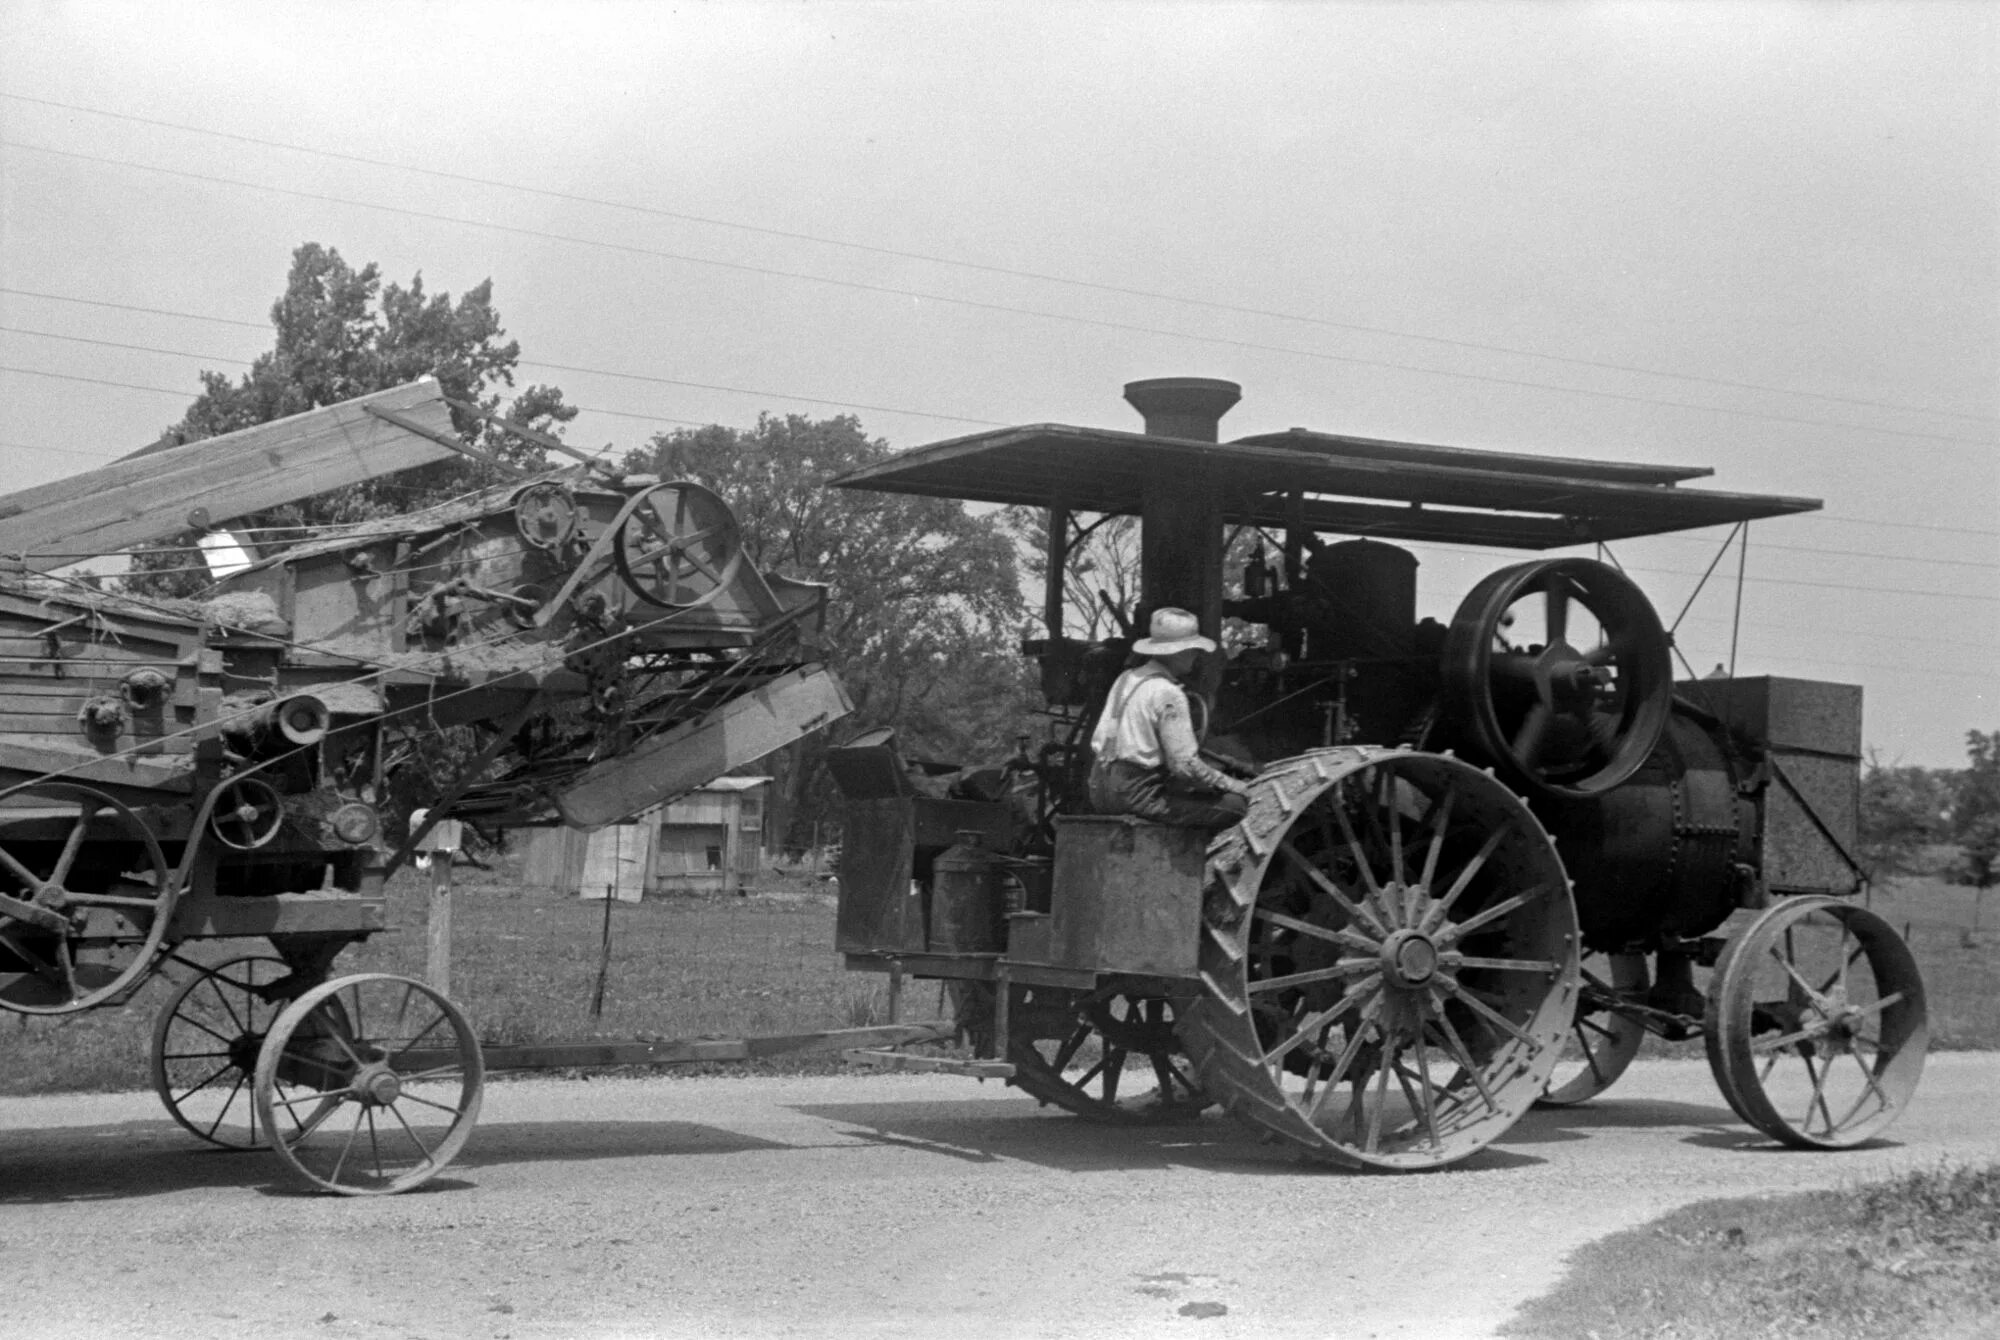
[705,845,724,870]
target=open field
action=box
[4,863,1996,1097]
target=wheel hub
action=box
[1380,928,1441,988]
[354,1065,403,1106]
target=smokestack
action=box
[1122,377,1242,442]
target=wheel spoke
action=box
[1817,936,1866,996]
[1449,954,1557,974]
[267,1086,350,1110]
[1305,1021,1373,1121]
[202,1073,249,1141]
[171,1060,236,1106]
[50,804,96,885]
[1379,771,1407,888]
[1417,786,1456,893]
[1437,978,1541,1053]
[1512,704,1554,767]
[63,892,160,910]
[1573,1024,1607,1085]
[1246,958,1380,994]
[388,1103,439,1170]
[1439,887,1543,944]
[1252,905,1377,954]
[1364,1048,1392,1153]
[1801,1053,1835,1136]
[328,1105,366,1185]
[1768,944,1827,1008]
[1432,1011,1499,1114]
[1421,824,1511,933]
[1278,840,1386,937]
[1544,578,1570,644]
[1049,1022,1092,1073]
[0,843,46,892]
[1264,976,1383,1066]
[1411,1032,1442,1149]
[205,975,252,1033]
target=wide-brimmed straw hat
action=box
[1133,607,1216,656]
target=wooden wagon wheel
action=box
[151,954,312,1149]
[1442,558,1672,800]
[611,481,744,611]
[1705,896,1927,1149]
[0,782,176,1015]
[1537,952,1648,1107]
[253,973,484,1195]
[958,980,1210,1123]
[1177,747,1579,1170]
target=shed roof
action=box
[832,423,1819,548]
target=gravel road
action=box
[3,1054,1996,1340]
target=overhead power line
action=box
[6,136,1995,453]
[4,89,1991,429]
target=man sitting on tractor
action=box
[1087,607,1252,830]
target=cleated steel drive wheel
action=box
[1705,896,1926,1149]
[1178,747,1579,1170]
[254,973,484,1195]
[152,955,304,1148]
[1538,952,1648,1107]
[0,782,176,1015]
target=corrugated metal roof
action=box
[832,423,1819,548]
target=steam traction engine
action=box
[831,377,1925,1171]
[0,381,859,1193]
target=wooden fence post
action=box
[427,855,453,998]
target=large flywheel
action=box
[1177,747,1578,1170]
[1442,558,1671,800]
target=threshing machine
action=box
[830,377,1925,1171]
[0,380,882,1194]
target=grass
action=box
[3,862,1996,1096]
[1,858,916,1097]
[1502,1164,2000,1339]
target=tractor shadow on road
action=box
[0,1116,788,1204]
[790,1095,1548,1176]
[1496,1094,1908,1157]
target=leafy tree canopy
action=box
[129,243,574,595]
[628,413,1033,842]
[1955,729,2000,888]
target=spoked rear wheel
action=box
[1538,952,1648,1107]
[253,973,484,1195]
[1706,896,1926,1149]
[1178,747,1579,1170]
[152,955,297,1148]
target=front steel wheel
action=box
[1705,896,1926,1149]
[253,973,484,1195]
[1178,747,1579,1170]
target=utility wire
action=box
[5,89,1991,428]
[6,136,1994,452]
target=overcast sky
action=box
[2,1,1993,766]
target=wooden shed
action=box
[521,776,770,899]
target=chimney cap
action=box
[1122,378,1242,442]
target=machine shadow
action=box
[0,1116,790,1204]
[791,1096,1546,1176]
[1497,1095,1744,1147]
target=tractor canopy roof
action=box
[832,422,1819,549]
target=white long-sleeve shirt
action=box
[1089,663,1238,791]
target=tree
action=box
[127,242,574,594]
[628,414,1032,844]
[1857,753,1955,878]
[1954,730,2000,889]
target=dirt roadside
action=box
[3,1055,1997,1340]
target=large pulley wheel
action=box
[1177,747,1579,1170]
[1537,952,1648,1107]
[152,954,299,1148]
[253,972,484,1195]
[612,480,744,610]
[1442,558,1671,800]
[1704,896,1926,1149]
[962,980,1210,1123]
[0,782,176,1015]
